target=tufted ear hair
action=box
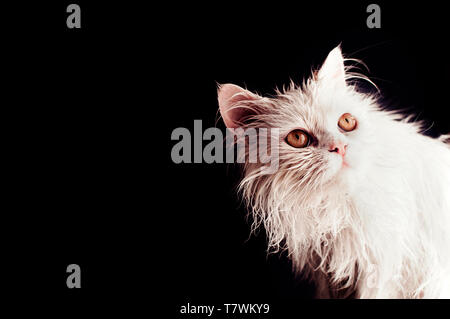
[317,45,346,88]
[217,83,262,128]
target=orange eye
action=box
[285,129,310,148]
[338,113,357,131]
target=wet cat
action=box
[218,46,450,298]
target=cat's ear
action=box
[217,83,261,128]
[317,45,346,88]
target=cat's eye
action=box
[285,129,310,148]
[338,113,357,132]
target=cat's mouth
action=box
[342,159,350,168]
[325,150,353,181]
[330,151,348,165]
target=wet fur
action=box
[218,47,450,298]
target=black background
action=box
[5,0,450,316]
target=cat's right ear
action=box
[217,83,261,128]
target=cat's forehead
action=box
[271,86,361,134]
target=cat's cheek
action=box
[344,136,370,169]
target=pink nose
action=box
[329,141,347,156]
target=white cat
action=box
[217,46,450,298]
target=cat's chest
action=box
[343,170,417,238]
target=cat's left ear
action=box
[317,45,346,88]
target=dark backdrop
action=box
[5,0,450,316]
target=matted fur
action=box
[218,46,450,298]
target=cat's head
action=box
[217,46,378,254]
